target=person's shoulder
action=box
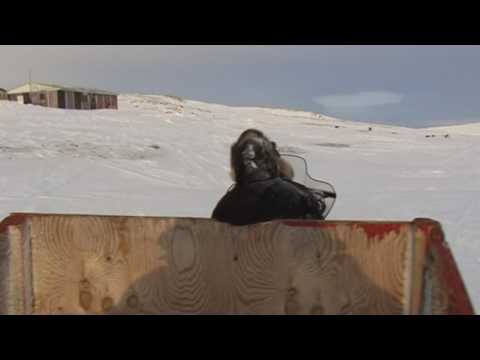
[280,178,310,191]
[262,177,305,202]
[211,185,237,218]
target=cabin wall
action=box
[29,92,49,107]
[57,91,65,109]
[65,91,76,109]
[47,91,58,108]
[108,95,118,109]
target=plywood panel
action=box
[23,215,411,314]
[0,220,33,314]
[0,214,471,315]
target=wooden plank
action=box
[0,228,9,312]
[408,225,428,314]
[0,220,33,314]
[23,215,411,314]
[412,218,475,314]
[430,223,473,314]
[3,213,469,315]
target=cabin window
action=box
[39,93,46,101]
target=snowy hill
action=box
[425,122,480,136]
[0,94,478,311]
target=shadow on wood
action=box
[108,244,402,315]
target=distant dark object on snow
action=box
[431,134,436,138]
[315,143,350,148]
[150,144,160,150]
[391,132,398,135]
[334,125,340,129]
[368,127,372,131]
[444,134,450,138]
[425,135,431,138]
[165,94,183,102]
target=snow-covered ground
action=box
[0,95,478,311]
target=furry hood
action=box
[230,129,294,184]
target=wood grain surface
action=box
[0,214,443,314]
[0,223,33,314]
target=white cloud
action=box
[313,91,404,109]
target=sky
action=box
[1,45,480,128]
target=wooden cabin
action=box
[7,83,118,110]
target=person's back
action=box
[211,129,325,226]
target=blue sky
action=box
[1,45,480,128]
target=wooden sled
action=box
[0,213,474,315]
